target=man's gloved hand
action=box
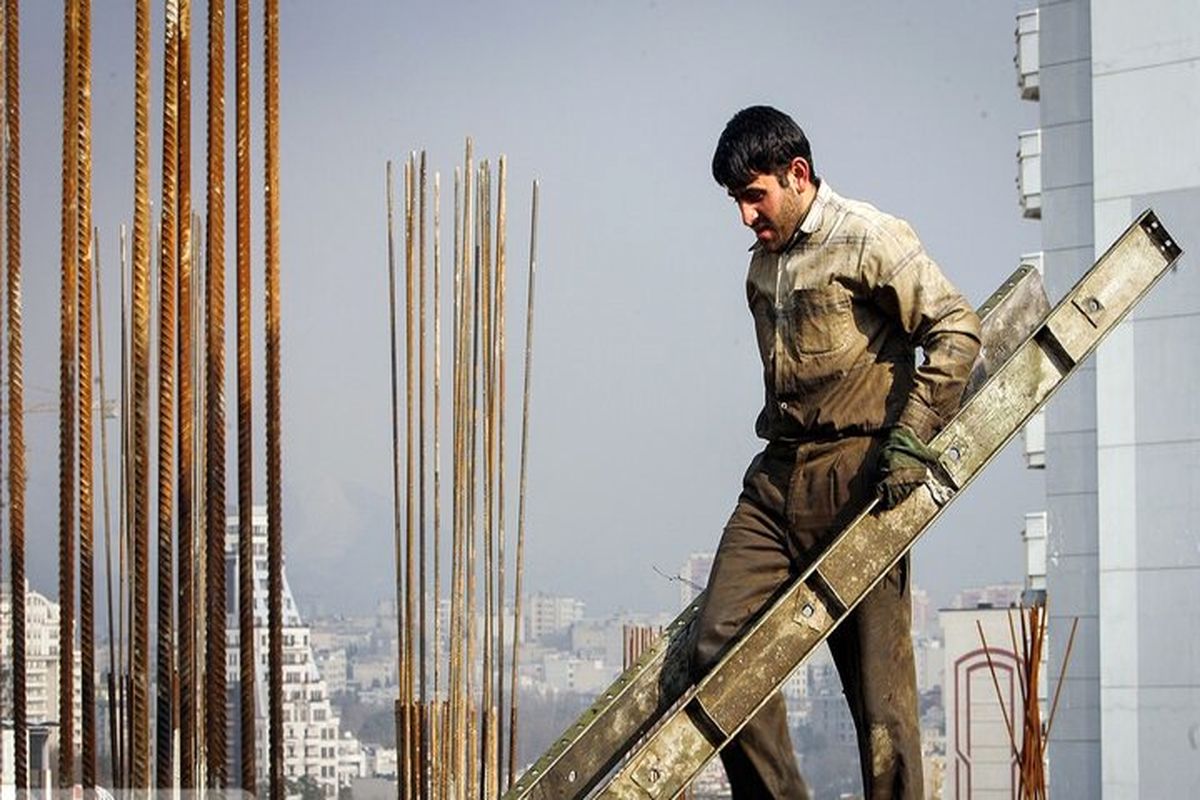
[876,425,941,509]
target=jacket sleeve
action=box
[862,217,982,442]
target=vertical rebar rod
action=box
[467,156,481,800]
[494,156,507,787]
[98,226,121,789]
[479,160,496,800]
[418,151,429,800]
[130,0,153,786]
[507,179,538,786]
[404,153,416,799]
[117,223,130,788]
[385,158,405,793]
[449,165,464,800]
[4,0,24,788]
[59,0,80,787]
[176,0,198,786]
[431,170,442,800]
[77,1,97,782]
[204,0,228,787]
[234,0,255,790]
[264,1,285,795]
[156,0,180,786]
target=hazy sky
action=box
[15,1,1045,619]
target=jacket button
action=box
[779,401,788,412]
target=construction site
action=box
[0,2,1197,799]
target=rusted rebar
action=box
[507,179,538,786]
[131,0,153,787]
[448,165,464,800]
[494,155,507,787]
[234,0,255,790]
[404,152,417,800]
[205,0,228,787]
[156,0,180,786]
[58,0,80,787]
[98,226,121,789]
[177,0,198,787]
[77,0,96,783]
[264,0,285,794]
[418,149,429,800]
[385,158,406,794]
[4,0,25,789]
[432,170,442,800]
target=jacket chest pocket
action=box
[785,284,853,356]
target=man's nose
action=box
[739,202,757,228]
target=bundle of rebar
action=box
[388,144,540,800]
[979,599,1080,800]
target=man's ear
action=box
[788,156,812,188]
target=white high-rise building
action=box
[225,508,348,796]
[1017,4,1200,795]
[0,582,82,778]
[525,593,585,643]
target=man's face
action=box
[728,165,808,253]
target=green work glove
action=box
[876,425,941,509]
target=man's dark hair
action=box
[711,105,816,190]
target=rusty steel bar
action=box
[96,226,120,790]
[118,222,130,788]
[4,0,25,789]
[204,0,228,788]
[467,155,481,800]
[432,170,442,800]
[156,0,180,786]
[449,165,464,800]
[234,0,255,790]
[507,179,538,787]
[175,0,199,786]
[495,155,507,788]
[264,0,285,795]
[418,151,430,800]
[77,0,97,784]
[176,0,198,787]
[385,158,405,793]
[478,160,493,800]
[130,0,153,787]
[59,0,80,787]
[404,152,417,800]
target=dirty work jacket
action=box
[747,181,982,444]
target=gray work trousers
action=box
[690,436,923,799]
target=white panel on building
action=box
[1015,10,1040,100]
[1023,512,1048,591]
[1023,409,1046,469]
[1018,130,1042,218]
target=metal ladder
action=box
[506,211,1182,800]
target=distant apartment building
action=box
[0,582,82,774]
[225,507,349,796]
[525,593,584,643]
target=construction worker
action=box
[691,106,982,798]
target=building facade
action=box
[224,508,347,796]
[1019,3,1200,795]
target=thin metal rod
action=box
[130,0,152,785]
[4,0,25,788]
[96,225,120,789]
[495,155,507,786]
[431,170,442,800]
[977,621,1021,761]
[507,178,537,788]
[385,158,405,792]
[418,149,430,800]
[234,0,255,789]
[404,153,416,799]
[264,0,285,794]
[59,0,80,787]
[204,0,228,786]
